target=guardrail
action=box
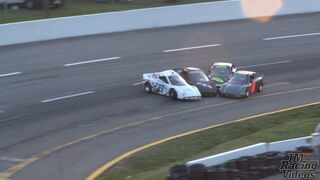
[1,0,320,46]
[186,136,312,167]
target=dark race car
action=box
[220,70,264,98]
[208,62,237,89]
[174,67,217,97]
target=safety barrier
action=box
[186,136,312,167]
[1,0,320,46]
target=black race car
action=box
[208,62,237,89]
[174,67,217,96]
[220,70,264,98]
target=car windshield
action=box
[188,71,209,82]
[168,75,188,86]
[229,74,249,85]
[211,65,231,77]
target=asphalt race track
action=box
[0,12,320,180]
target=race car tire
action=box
[169,89,177,99]
[244,89,250,98]
[144,82,152,93]
[257,84,263,92]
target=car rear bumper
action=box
[201,92,217,97]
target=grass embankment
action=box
[97,104,320,180]
[0,0,220,24]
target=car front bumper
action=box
[220,93,245,98]
[182,96,201,100]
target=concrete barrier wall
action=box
[1,0,320,46]
[186,143,267,167]
[268,136,312,152]
[187,136,312,167]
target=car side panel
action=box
[251,81,256,94]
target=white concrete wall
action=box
[186,136,312,167]
[186,143,267,167]
[268,136,312,152]
[1,0,320,46]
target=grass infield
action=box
[97,104,320,180]
[0,0,220,24]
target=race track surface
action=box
[0,12,320,180]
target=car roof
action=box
[160,70,179,76]
[213,62,233,67]
[185,67,201,71]
[235,70,255,75]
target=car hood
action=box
[221,84,246,94]
[194,81,215,91]
[209,75,229,84]
[176,86,201,97]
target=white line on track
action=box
[238,60,291,69]
[0,157,25,163]
[41,91,95,103]
[132,82,143,86]
[64,57,120,67]
[263,32,320,41]
[0,72,22,78]
[163,44,221,53]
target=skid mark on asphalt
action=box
[1,86,320,179]
[131,82,143,86]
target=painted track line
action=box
[0,157,25,163]
[86,101,320,180]
[263,32,320,41]
[163,44,221,53]
[64,57,120,67]
[1,86,320,180]
[41,91,95,103]
[0,72,22,78]
[238,60,291,69]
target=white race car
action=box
[142,70,201,100]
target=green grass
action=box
[0,0,220,24]
[97,104,320,180]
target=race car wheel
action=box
[245,89,250,98]
[144,83,152,93]
[257,84,263,92]
[169,89,177,99]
